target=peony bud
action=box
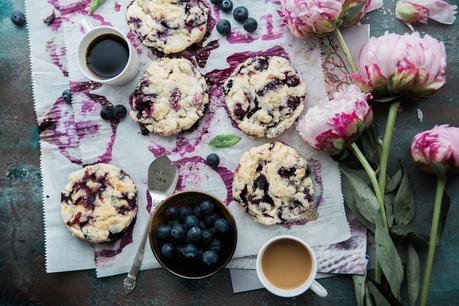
[352,32,446,99]
[411,125,459,175]
[297,85,372,155]
[395,0,457,25]
[279,0,371,38]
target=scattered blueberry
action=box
[200,200,215,215]
[176,244,186,259]
[243,17,258,32]
[166,206,179,220]
[233,6,248,22]
[214,218,230,233]
[100,106,114,121]
[156,224,172,240]
[11,11,25,26]
[185,215,199,229]
[113,105,127,120]
[171,224,186,242]
[205,213,219,226]
[187,226,202,242]
[202,250,218,267]
[167,219,181,226]
[216,19,231,36]
[61,89,72,104]
[220,0,233,12]
[206,153,220,168]
[180,206,193,220]
[183,243,199,260]
[208,239,222,253]
[210,0,221,4]
[199,220,208,230]
[201,229,214,245]
[161,243,175,258]
[193,206,202,218]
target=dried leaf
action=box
[407,244,420,306]
[375,216,404,300]
[367,281,391,306]
[353,273,366,306]
[393,164,415,225]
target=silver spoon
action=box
[123,156,179,295]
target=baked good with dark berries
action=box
[223,56,306,138]
[129,57,209,136]
[233,142,316,225]
[61,163,138,244]
[126,0,208,54]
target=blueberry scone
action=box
[61,163,138,244]
[233,142,316,225]
[129,58,209,136]
[223,56,306,138]
[126,0,208,54]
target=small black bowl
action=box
[149,191,238,279]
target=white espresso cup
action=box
[76,19,139,85]
[256,235,328,298]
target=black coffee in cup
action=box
[86,33,129,79]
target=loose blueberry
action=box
[161,243,175,258]
[220,0,233,12]
[199,221,208,230]
[205,213,219,226]
[61,89,72,104]
[206,153,220,168]
[185,215,200,229]
[200,200,215,215]
[171,224,186,242]
[180,206,193,220]
[100,106,114,121]
[243,17,258,32]
[201,229,214,245]
[216,19,231,35]
[193,206,202,218]
[210,0,221,4]
[166,206,179,220]
[202,250,218,266]
[183,243,199,260]
[214,218,230,233]
[208,239,222,253]
[233,6,248,22]
[11,11,25,26]
[167,219,181,226]
[176,244,185,259]
[187,226,202,242]
[113,105,127,120]
[156,224,172,240]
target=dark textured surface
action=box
[0,0,458,305]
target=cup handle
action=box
[311,280,328,297]
[81,18,94,33]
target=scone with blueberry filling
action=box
[126,0,208,54]
[233,142,316,225]
[224,56,306,138]
[129,57,209,136]
[61,163,138,244]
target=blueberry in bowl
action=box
[149,191,237,279]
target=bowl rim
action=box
[148,190,238,280]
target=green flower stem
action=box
[350,143,387,283]
[378,101,401,200]
[334,28,358,73]
[420,175,447,306]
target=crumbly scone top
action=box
[224,56,306,138]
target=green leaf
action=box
[384,192,395,228]
[353,273,366,306]
[343,0,366,23]
[406,244,420,306]
[364,284,375,306]
[438,191,450,240]
[375,216,404,300]
[367,281,391,306]
[208,134,241,148]
[88,0,105,14]
[341,166,379,230]
[373,96,398,103]
[357,127,379,165]
[386,167,403,193]
[393,164,415,225]
[390,224,429,249]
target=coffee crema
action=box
[86,33,129,79]
[261,239,313,290]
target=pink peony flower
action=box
[352,32,446,99]
[411,125,459,175]
[395,0,457,26]
[279,0,372,37]
[297,85,373,155]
